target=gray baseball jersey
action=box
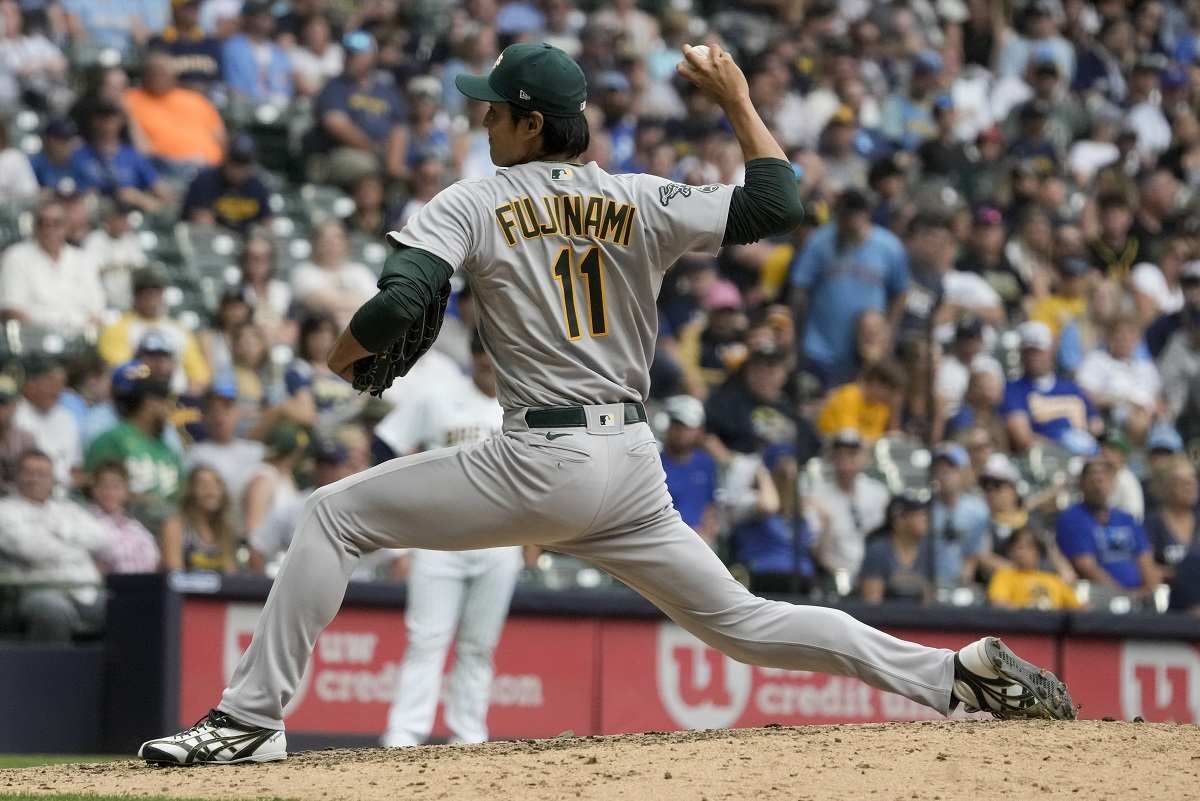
[214,160,958,737]
[387,160,734,409]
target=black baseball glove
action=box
[351,282,451,397]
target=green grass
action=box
[0,756,124,769]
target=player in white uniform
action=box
[375,338,522,746]
[140,42,1074,766]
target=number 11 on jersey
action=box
[551,245,608,340]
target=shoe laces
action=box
[181,709,228,736]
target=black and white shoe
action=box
[139,709,287,765]
[952,637,1077,721]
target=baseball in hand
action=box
[688,44,712,61]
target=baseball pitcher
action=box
[141,42,1075,766]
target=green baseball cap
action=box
[455,42,587,117]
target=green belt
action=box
[525,402,647,428]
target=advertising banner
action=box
[598,621,1054,731]
[1061,638,1200,723]
[179,600,599,738]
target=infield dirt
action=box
[2,720,1196,801]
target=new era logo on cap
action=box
[519,89,531,100]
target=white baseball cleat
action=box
[952,637,1077,720]
[139,709,287,765]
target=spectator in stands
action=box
[279,313,361,434]
[726,450,810,593]
[201,287,252,382]
[1144,455,1200,580]
[1143,425,1186,506]
[1077,315,1161,442]
[150,0,223,93]
[1131,236,1190,325]
[61,0,168,55]
[181,133,272,233]
[73,101,169,213]
[1029,257,1091,340]
[804,428,889,585]
[659,395,718,546]
[860,491,934,605]
[1002,320,1101,454]
[84,360,182,531]
[816,361,904,442]
[198,0,241,38]
[14,355,81,490]
[248,436,352,575]
[706,346,811,459]
[183,383,264,531]
[0,449,108,641]
[345,173,391,239]
[880,50,942,152]
[937,316,1003,421]
[1087,193,1142,281]
[305,30,406,187]
[0,1,69,114]
[30,118,79,190]
[161,464,236,572]
[904,213,1005,334]
[82,198,147,311]
[1099,428,1145,522]
[1147,261,1200,358]
[0,123,37,203]
[957,205,1027,320]
[98,266,211,396]
[222,0,292,104]
[1158,304,1200,423]
[124,50,226,169]
[88,460,160,574]
[288,12,343,98]
[227,322,272,435]
[290,219,376,326]
[0,198,104,336]
[58,351,117,449]
[790,188,909,388]
[1056,458,1161,593]
[987,527,1081,610]
[241,422,305,539]
[237,234,293,346]
[929,443,989,587]
[395,75,452,180]
[0,375,34,496]
[392,156,446,229]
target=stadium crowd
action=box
[1,0,1200,641]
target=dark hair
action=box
[862,360,905,390]
[298,314,338,363]
[1004,527,1047,559]
[17,448,52,470]
[91,459,129,482]
[509,106,590,160]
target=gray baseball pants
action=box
[219,404,954,729]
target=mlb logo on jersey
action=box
[551,168,573,180]
[599,414,614,427]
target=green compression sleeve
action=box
[348,246,454,353]
[722,157,806,246]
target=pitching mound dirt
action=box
[3,721,1197,801]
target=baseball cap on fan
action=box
[455,42,588,117]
